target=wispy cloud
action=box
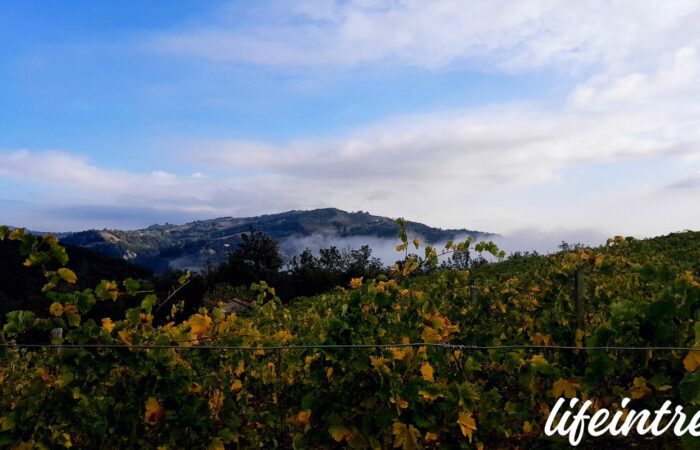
[148,0,700,72]
[666,171,700,190]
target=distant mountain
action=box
[58,208,493,273]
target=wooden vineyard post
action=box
[574,267,586,337]
[470,285,479,304]
[276,348,284,448]
[51,327,63,355]
[574,266,586,370]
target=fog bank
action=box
[279,228,610,266]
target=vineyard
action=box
[1,224,700,449]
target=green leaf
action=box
[23,252,49,267]
[0,432,13,446]
[141,294,156,313]
[3,310,37,335]
[680,371,700,404]
[19,234,36,254]
[66,312,81,327]
[8,228,24,241]
[126,307,141,326]
[124,278,140,295]
[52,245,69,265]
[178,271,191,285]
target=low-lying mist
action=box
[279,228,610,266]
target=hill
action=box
[57,208,493,273]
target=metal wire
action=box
[0,342,697,351]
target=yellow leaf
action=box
[421,326,441,343]
[413,238,420,249]
[392,422,421,450]
[294,410,311,427]
[552,379,580,398]
[57,268,77,284]
[144,397,165,424]
[457,411,477,443]
[235,359,245,377]
[208,390,225,415]
[63,432,73,448]
[389,347,408,361]
[208,438,225,450]
[425,432,438,442]
[684,348,700,372]
[49,302,64,317]
[273,330,292,342]
[118,329,132,345]
[329,425,353,443]
[370,356,389,374]
[391,396,409,409]
[418,389,444,402]
[231,379,243,392]
[530,354,547,366]
[101,317,115,333]
[187,313,212,336]
[420,362,434,382]
[630,376,652,399]
[523,421,532,433]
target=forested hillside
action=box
[56,208,492,273]
[1,225,699,448]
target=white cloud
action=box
[0,150,243,215]
[148,0,700,73]
[4,39,700,235]
[4,1,700,237]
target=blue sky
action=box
[1,1,700,236]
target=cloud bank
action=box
[2,0,700,236]
[279,227,609,267]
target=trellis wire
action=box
[0,342,698,351]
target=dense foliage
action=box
[0,239,151,323]
[1,227,390,324]
[204,228,387,301]
[1,224,700,448]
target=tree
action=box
[346,245,383,278]
[226,227,283,286]
[442,248,471,270]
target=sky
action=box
[1,0,699,237]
